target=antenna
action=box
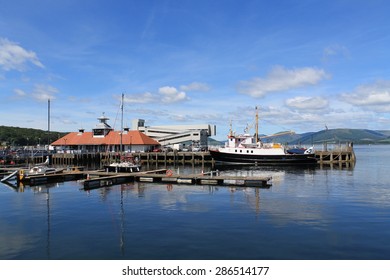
[120,93,124,153]
[255,106,259,142]
[229,119,233,137]
[47,99,50,152]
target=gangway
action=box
[0,169,19,183]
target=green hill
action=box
[290,129,390,144]
[0,126,67,146]
[247,129,390,145]
[2,125,390,147]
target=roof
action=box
[51,130,160,146]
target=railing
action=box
[313,142,354,152]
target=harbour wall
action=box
[1,143,356,168]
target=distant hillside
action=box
[377,130,390,137]
[0,126,67,146]
[2,125,390,147]
[259,131,305,144]
[223,128,390,145]
[271,129,390,145]
[208,138,224,146]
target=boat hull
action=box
[209,150,317,165]
[28,168,64,176]
[104,165,141,173]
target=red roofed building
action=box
[51,114,160,153]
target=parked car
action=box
[162,146,173,152]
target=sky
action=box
[1,0,390,140]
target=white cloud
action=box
[32,84,58,101]
[340,81,390,112]
[124,92,155,104]
[159,86,188,103]
[170,114,189,122]
[285,96,329,110]
[180,82,210,92]
[14,88,27,97]
[256,105,373,132]
[124,86,188,104]
[0,38,44,71]
[238,66,329,97]
[124,86,189,104]
[323,44,350,59]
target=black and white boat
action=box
[209,109,317,165]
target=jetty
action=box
[0,167,272,190]
[0,142,356,190]
[83,170,272,190]
[314,142,356,167]
[49,147,356,167]
[2,142,356,168]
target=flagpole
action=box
[48,99,50,152]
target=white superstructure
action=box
[132,119,216,147]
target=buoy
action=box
[18,169,25,181]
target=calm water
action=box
[1,145,390,260]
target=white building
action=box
[132,119,216,148]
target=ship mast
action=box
[255,106,259,142]
[47,99,51,153]
[229,119,233,137]
[120,93,124,153]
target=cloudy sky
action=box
[1,0,390,140]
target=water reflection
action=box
[1,180,25,192]
[0,222,39,259]
[0,184,57,259]
[2,146,390,260]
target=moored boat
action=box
[17,157,64,182]
[103,94,142,173]
[28,165,64,175]
[104,155,141,173]
[209,108,317,165]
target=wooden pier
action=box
[50,151,214,166]
[49,146,356,167]
[0,166,272,190]
[23,171,85,185]
[314,143,356,167]
[1,143,356,190]
[83,170,272,190]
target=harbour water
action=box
[1,145,390,260]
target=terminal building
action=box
[51,115,216,153]
[51,114,159,153]
[132,119,216,149]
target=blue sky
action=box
[1,0,390,140]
